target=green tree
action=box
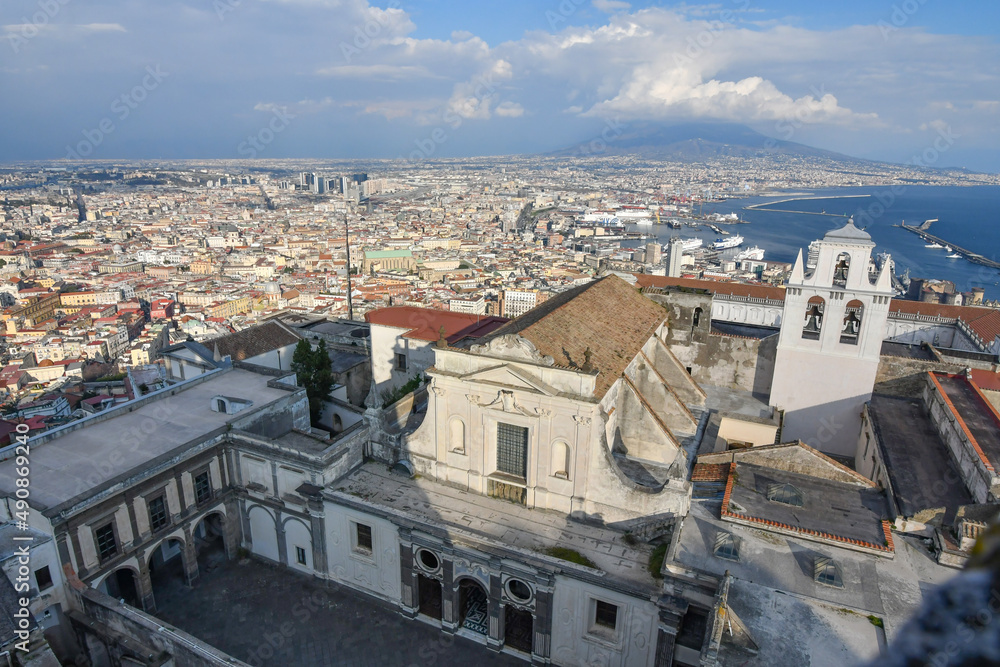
[290,339,334,424]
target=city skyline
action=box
[2,1,999,171]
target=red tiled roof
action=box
[971,369,1000,393]
[365,307,508,344]
[484,275,667,397]
[633,274,786,301]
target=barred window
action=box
[95,523,118,562]
[195,471,212,505]
[148,496,168,533]
[496,422,528,478]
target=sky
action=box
[2,0,999,171]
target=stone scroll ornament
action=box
[469,334,555,366]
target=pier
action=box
[744,194,869,218]
[898,223,1000,270]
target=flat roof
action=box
[0,368,294,513]
[933,373,1000,471]
[333,463,660,593]
[724,463,889,551]
[869,395,973,520]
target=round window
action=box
[506,579,532,602]
[417,549,439,571]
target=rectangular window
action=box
[594,600,619,630]
[395,353,407,372]
[95,523,118,562]
[355,523,373,553]
[195,471,212,505]
[34,566,53,591]
[148,496,168,533]
[296,546,307,565]
[496,422,528,478]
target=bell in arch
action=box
[843,310,860,336]
[804,305,823,332]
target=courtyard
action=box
[151,554,523,667]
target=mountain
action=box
[548,121,860,162]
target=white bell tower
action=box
[770,219,895,456]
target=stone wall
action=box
[75,587,248,666]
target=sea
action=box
[626,184,1000,301]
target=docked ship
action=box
[681,238,703,251]
[712,234,744,250]
[734,246,764,261]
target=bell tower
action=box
[770,219,895,456]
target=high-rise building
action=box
[645,242,662,265]
[665,237,684,278]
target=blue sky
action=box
[2,0,999,170]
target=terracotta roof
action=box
[483,275,667,397]
[633,274,786,301]
[971,369,1000,393]
[204,320,302,362]
[365,306,508,344]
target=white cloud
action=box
[78,23,127,33]
[495,101,525,117]
[593,0,631,13]
[315,64,437,80]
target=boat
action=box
[944,246,953,252]
[947,253,962,259]
[712,234,744,250]
[680,238,703,251]
[734,246,765,261]
[925,243,944,249]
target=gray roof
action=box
[823,219,872,242]
[0,368,293,514]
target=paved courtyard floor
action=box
[152,556,523,667]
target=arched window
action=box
[841,299,864,345]
[692,307,703,327]
[802,296,825,340]
[332,414,343,433]
[449,417,465,454]
[833,252,851,285]
[551,441,571,479]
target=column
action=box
[398,538,417,618]
[138,561,155,613]
[182,526,199,586]
[441,558,457,633]
[532,588,553,665]
[487,571,504,651]
[307,497,328,575]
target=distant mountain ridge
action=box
[549,121,860,162]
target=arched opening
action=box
[550,441,570,479]
[458,579,489,635]
[833,252,851,285]
[692,307,703,327]
[99,568,141,608]
[193,513,227,576]
[332,414,343,433]
[147,537,186,608]
[449,417,465,453]
[504,605,534,654]
[802,296,825,340]
[841,299,864,345]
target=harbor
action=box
[898,221,1000,270]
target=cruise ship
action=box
[681,238,703,251]
[712,234,744,250]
